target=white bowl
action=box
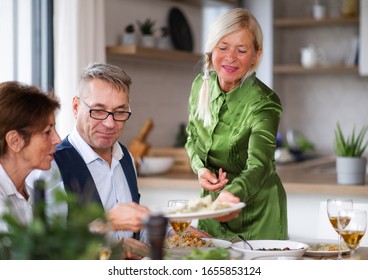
[231,240,309,260]
[164,247,244,260]
[138,156,174,176]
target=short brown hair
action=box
[0,81,60,156]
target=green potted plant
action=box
[122,23,137,45]
[334,122,368,185]
[137,18,156,47]
[157,26,171,50]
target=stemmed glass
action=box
[338,209,367,259]
[327,198,353,260]
[167,200,191,247]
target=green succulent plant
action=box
[137,18,155,35]
[334,123,368,157]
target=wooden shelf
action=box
[274,64,359,74]
[106,45,202,63]
[164,0,240,7]
[274,16,359,27]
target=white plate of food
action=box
[231,240,309,260]
[163,202,245,220]
[304,241,350,257]
[163,195,245,220]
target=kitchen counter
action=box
[138,155,368,196]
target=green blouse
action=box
[185,72,288,240]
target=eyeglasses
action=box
[78,97,131,122]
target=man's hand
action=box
[122,238,150,260]
[107,202,150,232]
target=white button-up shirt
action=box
[27,127,144,241]
[0,164,33,232]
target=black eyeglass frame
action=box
[77,97,132,122]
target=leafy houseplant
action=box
[157,26,171,50]
[137,18,155,35]
[334,123,368,185]
[125,24,135,34]
[122,23,137,45]
[334,123,368,157]
[137,18,156,47]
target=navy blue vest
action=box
[54,137,141,239]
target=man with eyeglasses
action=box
[27,63,150,259]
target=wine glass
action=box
[167,200,191,247]
[338,209,367,259]
[327,198,353,260]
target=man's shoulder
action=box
[56,137,73,151]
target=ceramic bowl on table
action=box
[231,240,309,260]
[164,247,244,260]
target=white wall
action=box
[243,0,274,88]
[105,0,202,147]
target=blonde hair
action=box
[196,8,263,127]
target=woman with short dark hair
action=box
[0,81,61,232]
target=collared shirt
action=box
[185,72,288,240]
[0,164,33,232]
[68,127,133,213]
[27,127,140,241]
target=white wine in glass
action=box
[338,209,367,259]
[327,198,353,260]
[167,200,191,247]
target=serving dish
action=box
[138,156,174,176]
[163,202,245,220]
[231,240,309,260]
[304,241,350,257]
[202,238,232,248]
[164,247,243,260]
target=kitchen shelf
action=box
[164,0,240,7]
[106,45,202,63]
[273,13,360,75]
[274,65,359,74]
[274,16,359,27]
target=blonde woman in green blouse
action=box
[185,8,288,240]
